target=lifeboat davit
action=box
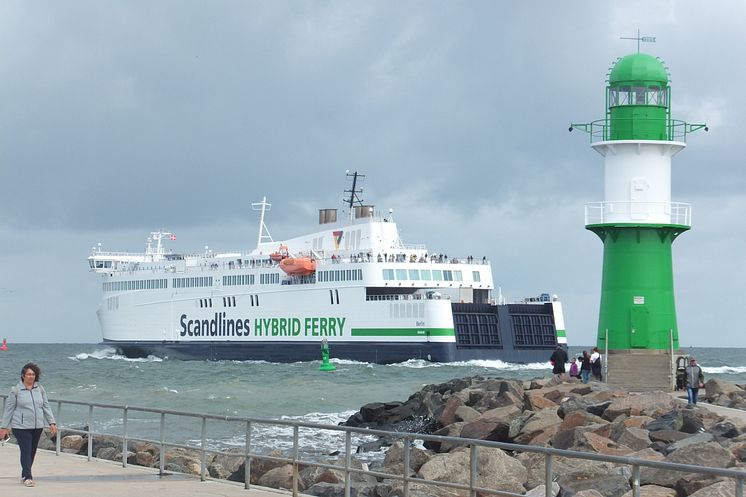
[279,257,316,276]
[270,244,289,262]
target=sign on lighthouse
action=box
[570,38,706,388]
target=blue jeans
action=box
[13,428,43,481]
[581,370,591,384]
[687,387,699,405]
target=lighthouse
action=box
[571,47,706,389]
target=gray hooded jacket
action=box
[1,381,56,430]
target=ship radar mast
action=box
[344,170,365,220]
[252,197,274,249]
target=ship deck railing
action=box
[2,394,743,497]
[99,255,491,275]
[365,293,451,301]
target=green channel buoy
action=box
[319,338,336,371]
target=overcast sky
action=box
[1,1,744,348]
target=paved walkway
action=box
[0,443,295,497]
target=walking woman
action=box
[0,362,57,487]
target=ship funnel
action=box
[319,209,338,224]
[354,205,374,219]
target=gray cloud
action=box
[1,1,743,347]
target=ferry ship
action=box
[88,173,567,363]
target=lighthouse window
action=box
[395,269,408,280]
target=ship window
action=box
[432,270,443,281]
[420,270,431,281]
[382,269,395,280]
[472,271,481,282]
[443,270,453,281]
[408,269,419,280]
[395,269,407,280]
[453,270,463,282]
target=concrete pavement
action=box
[0,443,296,497]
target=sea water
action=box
[1,344,744,459]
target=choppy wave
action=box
[388,358,550,370]
[70,347,163,363]
[702,366,746,374]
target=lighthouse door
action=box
[630,306,649,348]
[630,178,650,221]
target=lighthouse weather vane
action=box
[620,29,656,53]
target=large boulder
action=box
[603,392,673,421]
[516,408,562,442]
[424,422,467,453]
[704,379,743,399]
[417,446,527,495]
[557,471,630,497]
[382,441,432,474]
[640,442,735,487]
[620,485,677,497]
[257,464,294,490]
[687,480,737,497]
[516,452,614,490]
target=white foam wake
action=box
[70,347,163,363]
[702,366,746,375]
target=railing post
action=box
[55,401,62,456]
[200,416,207,482]
[159,412,166,475]
[545,453,553,497]
[344,430,351,497]
[469,445,477,497]
[122,407,128,468]
[737,478,744,497]
[403,437,410,497]
[244,421,251,490]
[292,425,299,497]
[87,405,93,461]
[632,464,640,497]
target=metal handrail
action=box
[2,395,744,497]
[570,118,707,143]
[585,201,691,227]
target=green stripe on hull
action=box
[351,328,455,337]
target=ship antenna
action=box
[251,197,273,249]
[344,170,365,220]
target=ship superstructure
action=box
[88,173,565,363]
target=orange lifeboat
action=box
[279,257,316,276]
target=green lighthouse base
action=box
[588,224,688,351]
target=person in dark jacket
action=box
[0,363,57,487]
[579,350,592,384]
[590,347,603,381]
[549,346,568,380]
[685,357,705,407]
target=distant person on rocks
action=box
[590,347,603,381]
[0,362,57,488]
[580,350,592,384]
[549,345,568,381]
[568,357,580,379]
[685,357,705,407]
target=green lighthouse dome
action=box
[607,53,670,140]
[610,53,668,86]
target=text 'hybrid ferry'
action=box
[88,172,567,363]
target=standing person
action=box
[568,357,580,379]
[580,350,592,384]
[590,347,603,381]
[0,363,57,487]
[549,345,568,381]
[685,357,705,407]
